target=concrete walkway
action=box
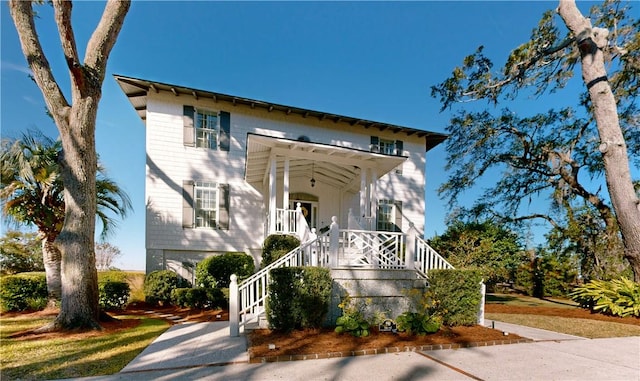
[58,320,640,381]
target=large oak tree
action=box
[9,0,130,330]
[432,0,640,280]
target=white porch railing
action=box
[269,208,299,235]
[337,229,405,269]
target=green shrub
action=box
[171,287,227,309]
[396,312,441,335]
[262,235,300,267]
[266,267,332,331]
[570,277,640,318]
[143,270,190,306]
[0,273,48,312]
[99,281,130,310]
[196,252,255,289]
[428,269,483,326]
[514,255,577,297]
[334,294,371,337]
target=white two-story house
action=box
[115,75,447,279]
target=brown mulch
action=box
[247,325,526,360]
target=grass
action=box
[485,313,640,338]
[0,315,169,380]
[485,293,577,309]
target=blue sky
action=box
[1,1,606,270]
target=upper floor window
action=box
[370,136,404,174]
[378,138,396,155]
[370,136,403,156]
[195,111,218,149]
[183,105,231,151]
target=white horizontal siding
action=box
[144,91,431,269]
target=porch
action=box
[245,133,407,237]
[229,208,455,336]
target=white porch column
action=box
[269,155,277,234]
[329,216,339,268]
[229,274,239,336]
[283,158,290,232]
[360,167,367,220]
[369,167,378,226]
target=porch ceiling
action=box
[246,134,406,192]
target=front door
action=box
[291,200,318,229]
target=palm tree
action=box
[1,130,131,305]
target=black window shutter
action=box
[394,200,403,232]
[370,136,379,153]
[219,111,230,151]
[183,106,195,147]
[218,184,230,230]
[395,140,404,156]
[182,180,195,228]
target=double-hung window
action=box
[370,136,404,174]
[183,180,230,230]
[183,105,231,151]
[377,199,403,232]
[378,139,396,155]
[370,136,404,156]
[195,111,218,149]
[194,181,218,228]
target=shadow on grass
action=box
[1,317,169,380]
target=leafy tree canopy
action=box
[428,220,527,286]
[0,230,44,275]
[430,0,640,280]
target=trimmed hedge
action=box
[0,273,48,312]
[143,270,191,306]
[171,287,227,309]
[266,266,332,331]
[196,252,255,289]
[428,269,483,326]
[262,235,300,267]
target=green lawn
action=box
[485,313,640,338]
[0,315,169,380]
[486,293,640,338]
[486,293,578,308]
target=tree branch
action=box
[8,0,70,125]
[84,0,131,84]
[52,0,83,90]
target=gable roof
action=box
[114,74,447,151]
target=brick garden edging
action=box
[249,337,533,363]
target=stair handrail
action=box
[234,232,328,331]
[414,234,454,276]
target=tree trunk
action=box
[558,0,640,282]
[41,235,62,307]
[53,97,101,330]
[9,0,130,331]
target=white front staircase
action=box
[229,217,453,336]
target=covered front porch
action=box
[245,133,407,237]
